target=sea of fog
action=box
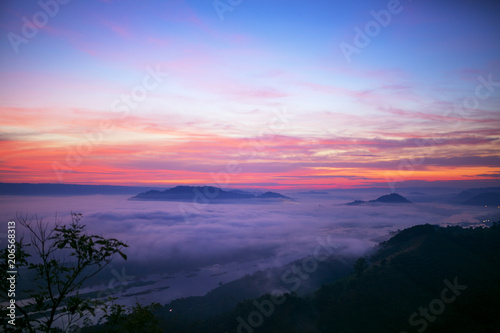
[0,191,495,307]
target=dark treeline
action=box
[86,222,500,332]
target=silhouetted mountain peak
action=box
[462,192,500,206]
[372,193,412,203]
[451,190,475,202]
[256,191,291,199]
[346,193,411,205]
[383,224,437,247]
[130,186,291,202]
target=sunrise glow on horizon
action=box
[1,0,499,189]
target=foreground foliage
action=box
[0,213,128,332]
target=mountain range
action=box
[0,182,160,195]
[347,193,412,205]
[457,191,500,207]
[130,186,292,202]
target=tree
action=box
[0,213,128,333]
[99,302,162,333]
[354,257,368,277]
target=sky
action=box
[1,0,499,189]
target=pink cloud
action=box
[2,102,500,187]
[101,20,131,38]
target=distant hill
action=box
[257,191,291,199]
[466,187,500,195]
[462,192,500,206]
[347,193,411,205]
[346,200,366,206]
[449,190,475,203]
[130,186,292,202]
[296,191,330,195]
[0,182,160,196]
[448,187,500,204]
[372,193,412,203]
[227,189,257,196]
